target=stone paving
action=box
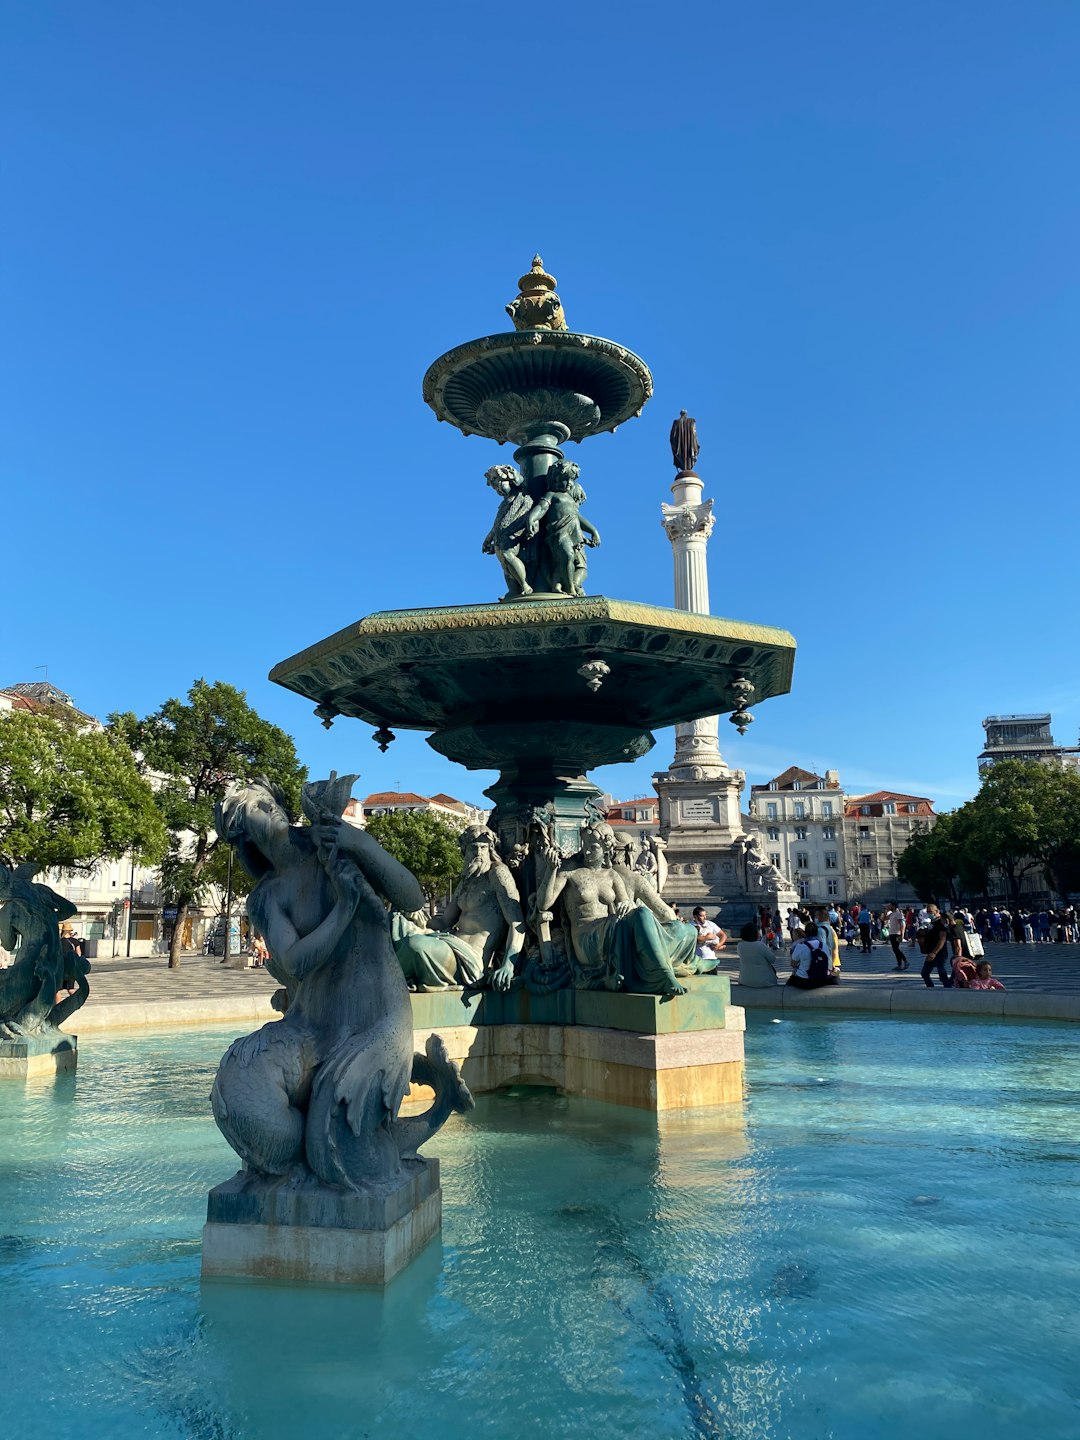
[67,938,1080,1032]
[712,938,1080,993]
[86,949,279,1005]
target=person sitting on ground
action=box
[968,960,1005,991]
[952,950,978,988]
[692,906,727,974]
[787,922,837,990]
[736,922,781,988]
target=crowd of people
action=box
[697,900,1011,993]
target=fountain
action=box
[267,258,796,1118]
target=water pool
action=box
[1,1015,1077,1440]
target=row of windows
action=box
[798,879,842,896]
[791,852,840,869]
[767,825,838,841]
[764,801,835,821]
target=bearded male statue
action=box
[394,824,525,993]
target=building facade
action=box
[842,791,936,907]
[361,791,489,825]
[748,766,936,907]
[748,767,845,902]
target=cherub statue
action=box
[394,824,525,993]
[533,819,697,1002]
[0,864,90,1038]
[482,464,539,599]
[210,774,472,1192]
[527,460,600,597]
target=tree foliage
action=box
[363,809,463,908]
[896,760,1080,904]
[0,710,167,870]
[109,679,306,966]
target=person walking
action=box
[857,903,873,954]
[919,904,954,988]
[884,901,908,969]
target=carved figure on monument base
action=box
[393,825,525,993]
[735,833,789,891]
[533,820,699,1002]
[0,864,90,1039]
[211,774,472,1193]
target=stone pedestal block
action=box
[0,1031,77,1080]
[201,1160,441,1287]
[407,986,746,1113]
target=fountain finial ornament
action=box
[506,254,568,332]
[669,409,700,475]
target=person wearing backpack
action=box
[918,904,955,988]
[787,922,836,990]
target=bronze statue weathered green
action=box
[270,259,797,1000]
[0,864,90,1040]
[393,824,524,992]
[210,774,472,1190]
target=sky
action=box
[4,2,1079,814]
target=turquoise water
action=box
[1,1015,1078,1439]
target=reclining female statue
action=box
[534,819,698,1002]
[211,774,471,1193]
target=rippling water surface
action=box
[1,1015,1078,1439]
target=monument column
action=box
[661,412,726,774]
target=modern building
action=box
[977,714,1080,774]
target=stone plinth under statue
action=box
[0,1030,78,1080]
[202,1159,442,1286]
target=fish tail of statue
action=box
[303,1031,412,1189]
[392,1034,474,1162]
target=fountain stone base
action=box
[404,981,745,1111]
[201,1160,441,1287]
[0,1031,78,1080]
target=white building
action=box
[748,766,845,902]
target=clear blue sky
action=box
[5,2,1078,812]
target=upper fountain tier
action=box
[422,256,653,445]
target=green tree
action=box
[0,709,167,870]
[110,680,306,968]
[896,816,960,902]
[963,761,1053,912]
[363,808,463,909]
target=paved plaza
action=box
[714,938,1080,994]
[67,937,1080,1034]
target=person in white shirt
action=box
[786,922,835,990]
[884,901,908,970]
[692,906,727,973]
